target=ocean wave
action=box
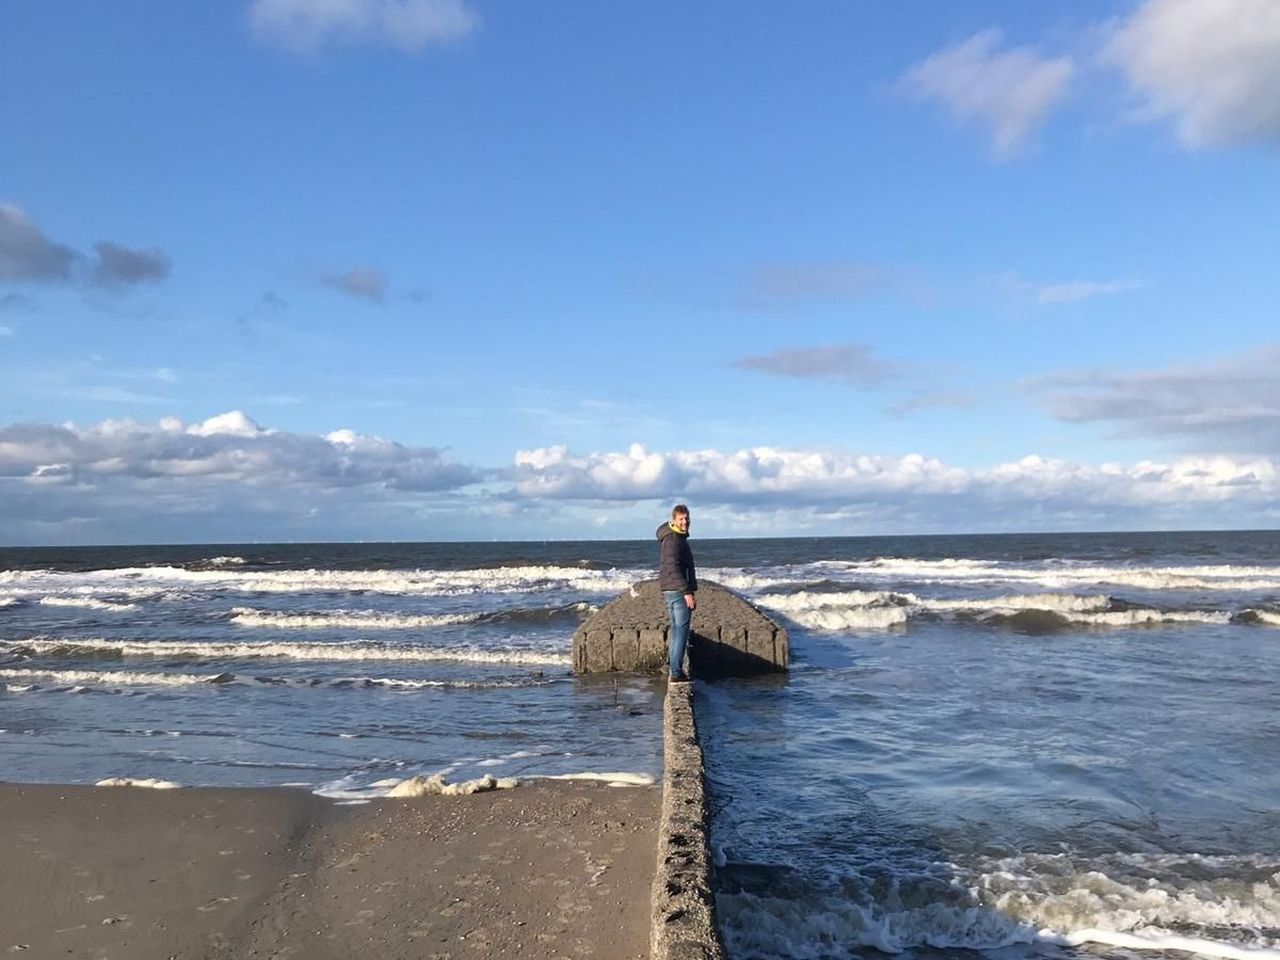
[983,850,1280,957]
[0,666,564,691]
[37,596,138,612]
[0,563,641,598]
[2,637,572,666]
[751,588,1233,632]
[777,606,911,631]
[0,666,228,687]
[919,592,1113,614]
[228,608,480,629]
[731,559,1280,592]
[1062,608,1233,627]
[718,850,1280,959]
[226,601,594,630]
[1240,609,1280,627]
[754,590,908,613]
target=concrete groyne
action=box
[650,680,727,960]
[573,580,789,677]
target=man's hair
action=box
[671,504,689,519]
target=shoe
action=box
[669,672,689,683]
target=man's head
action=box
[671,504,690,533]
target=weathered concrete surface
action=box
[572,579,789,677]
[650,680,727,960]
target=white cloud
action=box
[902,29,1074,158]
[0,411,480,492]
[0,324,13,337]
[5,412,1280,542]
[511,443,1279,516]
[1103,0,1280,148]
[250,0,480,54]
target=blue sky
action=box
[2,0,1279,544]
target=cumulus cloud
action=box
[511,442,1280,529]
[1027,345,1280,451]
[250,0,480,54]
[323,267,388,303]
[901,29,1074,158]
[1103,0,1280,148]
[92,241,171,287]
[732,344,896,387]
[0,204,77,282]
[0,411,491,543]
[0,411,480,492]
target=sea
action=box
[1,531,1278,960]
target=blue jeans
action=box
[663,590,691,677]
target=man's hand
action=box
[685,593,696,611]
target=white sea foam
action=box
[720,849,1280,959]
[1047,928,1280,959]
[4,637,571,666]
[0,666,231,687]
[0,563,641,598]
[0,665,560,692]
[202,556,246,566]
[1245,609,1280,627]
[386,773,519,797]
[719,558,1280,593]
[754,590,906,613]
[919,593,1112,613]
[1062,609,1233,627]
[778,606,911,631]
[0,597,17,608]
[982,851,1280,955]
[96,777,181,789]
[37,596,138,612]
[228,607,479,629]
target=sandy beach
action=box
[0,779,658,960]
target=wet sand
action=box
[0,779,658,960]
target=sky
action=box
[2,0,1279,545]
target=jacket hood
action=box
[656,522,672,541]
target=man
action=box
[656,503,697,682]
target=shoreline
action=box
[1,778,658,959]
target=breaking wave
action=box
[0,666,562,691]
[753,589,1231,632]
[1241,609,1280,627]
[0,563,640,597]
[226,601,593,630]
[228,607,480,629]
[37,597,138,612]
[719,851,1280,960]
[2,637,571,666]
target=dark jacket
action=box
[656,522,697,594]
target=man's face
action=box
[672,512,689,533]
